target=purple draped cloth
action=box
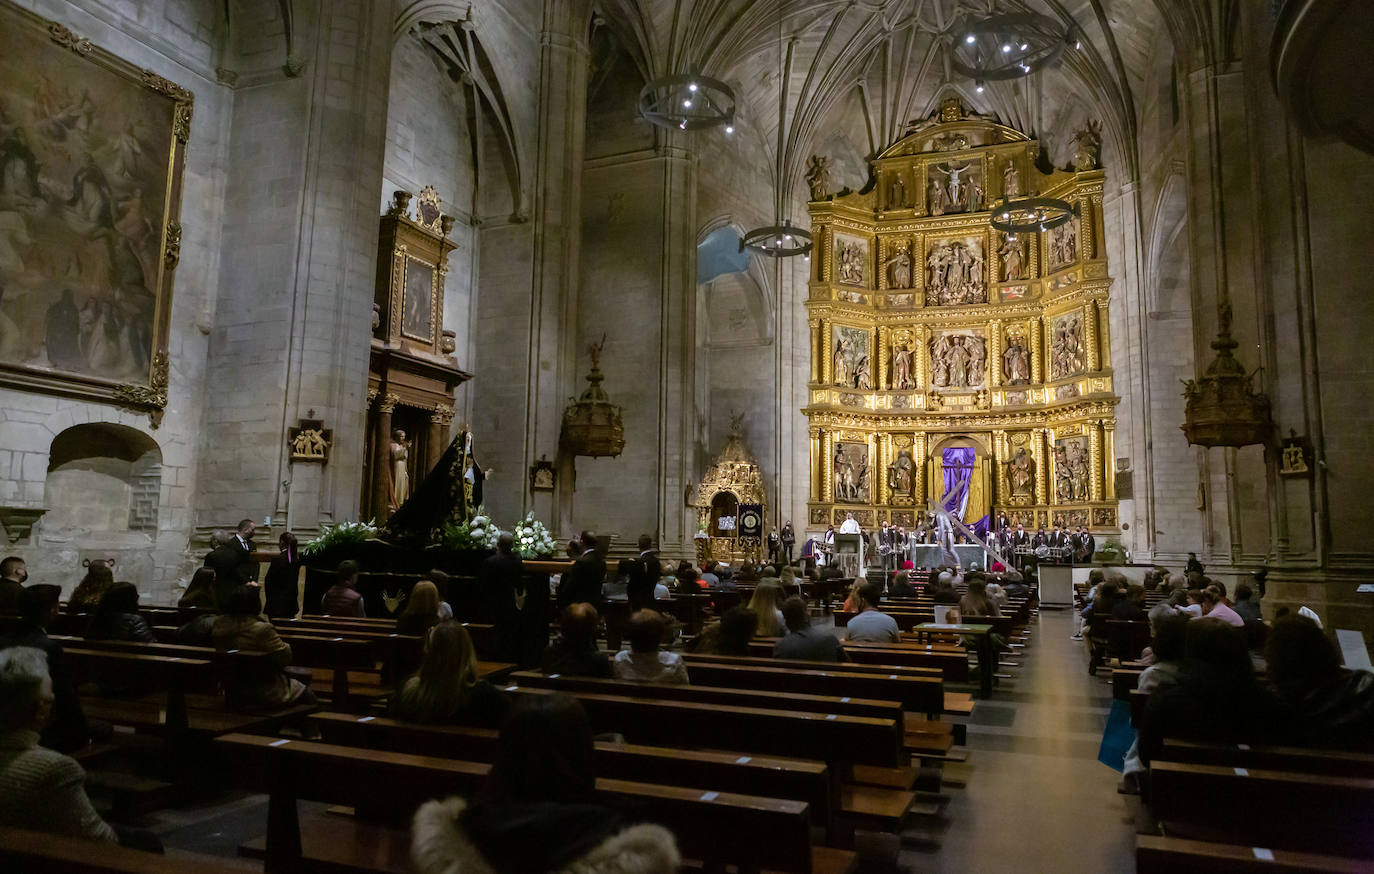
[941,447,990,537]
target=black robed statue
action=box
[384,430,485,546]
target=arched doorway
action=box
[928,435,992,537]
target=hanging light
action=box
[741,221,813,259]
[989,195,1077,234]
[638,72,736,132]
[951,12,1069,82]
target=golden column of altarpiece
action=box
[804,100,1119,538]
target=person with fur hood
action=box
[411,693,679,874]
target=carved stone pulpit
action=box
[365,187,470,523]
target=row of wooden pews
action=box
[1118,669,1374,871]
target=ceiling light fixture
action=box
[988,195,1077,235]
[638,71,736,132]
[952,12,1070,82]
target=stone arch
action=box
[44,423,162,540]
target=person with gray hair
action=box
[0,647,117,844]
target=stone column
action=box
[1103,420,1117,501]
[1089,422,1104,501]
[876,326,889,390]
[810,319,822,384]
[371,393,397,524]
[821,319,834,385]
[809,427,821,502]
[1095,298,1111,369]
[992,429,1008,503]
[1033,428,1049,505]
[877,434,890,506]
[1083,303,1100,371]
[988,320,1003,388]
[821,431,834,503]
[914,431,928,506]
[427,404,454,475]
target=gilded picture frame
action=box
[0,5,192,426]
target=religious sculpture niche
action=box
[1002,329,1031,385]
[997,232,1026,281]
[833,441,870,503]
[926,237,986,306]
[889,173,907,208]
[1049,311,1086,379]
[889,329,917,390]
[805,154,832,200]
[1072,120,1102,171]
[288,417,332,463]
[1054,436,1090,503]
[1006,445,1035,500]
[833,233,868,286]
[1002,159,1021,197]
[832,325,871,389]
[926,160,984,215]
[888,447,915,498]
[884,240,913,289]
[929,330,987,390]
[1049,217,1079,270]
[389,429,410,510]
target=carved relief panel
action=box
[833,232,870,286]
[1046,216,1080,272]
[1002,323,1032,385]
[925,158,985,215]
[1053,435,1090,504]
[1048,309,1086,380]
[888,327,918,390]
[925,235,987,306]
[928,328,987,390]
[833,441,871,504]
[832,325,872,389]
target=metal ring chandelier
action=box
[951,12,1071,83]
[740,220,813,259]
[989,196,1078,234]
[638,73,736,132]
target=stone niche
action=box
[43,424,162,542]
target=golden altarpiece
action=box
[363,187,470,523]
[804,99,1119,538]
[693,417,767,567]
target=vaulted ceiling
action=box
[596,0,1169,198]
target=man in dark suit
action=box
[205,520,258,608]
[557,529,606,610]
[481,533,525,662]
[628,534,658,612]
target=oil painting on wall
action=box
[0,6,190,409]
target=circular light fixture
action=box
[951,12,1069,82]
[740,219,813,258]
[639,72,736,132]
[988,196,1078,234]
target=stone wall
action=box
[0,0,230,602]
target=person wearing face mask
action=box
[0,556,28,613]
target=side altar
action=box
[803,98,1120,541]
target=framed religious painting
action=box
[0,5,192,425]
[401,256,436,343]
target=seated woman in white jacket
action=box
[412,693,680,874]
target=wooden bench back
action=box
[662,660,943,715]
[215,733,815,873]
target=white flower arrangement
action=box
[300,519,379,556]
[444,506,502,550]
[510,512,555,559]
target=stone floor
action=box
[899,606,1137,873]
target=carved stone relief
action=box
[929,329,987,390]
[1053,436,1090,503]
[925,236,986,305]
[832,325,871,389]
[1049,310,1085,380]
[833,441,870,503]
[1049,217,1079,270]
[834,232,869,286]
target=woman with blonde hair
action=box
[395,620,508,726]
[397,580,443,638]
[67,560,114,613]
[747,581,785,637]
[842,580,865,613]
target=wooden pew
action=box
[216,733,851,874]
[502,683,904,768]
[0,825,259,874]
[674,659,944,715]
[1137,835,1374,874]
[742,641,971,682]
[1149,760,1374,859]
[512,670,905,722]
[1157,739,1374,778]
[310,711,836,831]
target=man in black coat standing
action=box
[628,534,658,612]
[557,529,606,611]
[481,533,525,662]
[205,519,259,608]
